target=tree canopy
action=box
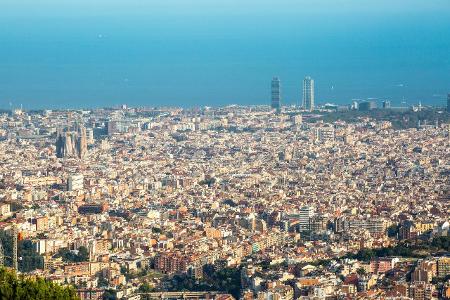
[0,267,79,300]
[56,246,89,263]
[0,231,44,272]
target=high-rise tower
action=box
[299,206,315,232]
[303,76,315,111]
[447,93,450,112]
[271,77,281,111]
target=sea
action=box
[0,1,449,109]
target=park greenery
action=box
[0,231,44,272]
[345,235,449,261]
[55,247,90,263]
[168,264,241,299]
[0,267,79,300]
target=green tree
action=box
[138,283,154,293]
[387,224,399,238]
[356,267,366,276]
[56,246,90,263]
[77,246,89,261]
[0,267,79,300]
[167,265,241,299]
[431,236,449,251]
[0,231,44,272]
[102,289,117,300]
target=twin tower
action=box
[271,76,315,111]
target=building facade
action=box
[303,76,314,111]
[271,77,281,111]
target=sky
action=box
[0,0,449,109]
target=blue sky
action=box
[2,0,449,15]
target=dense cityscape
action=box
[0,84,449,300]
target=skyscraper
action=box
[447,93,450,112]
[303,76,315,111]
[299,206,315,232]
[271,77,281,111]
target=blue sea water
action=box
[0,0,449,109]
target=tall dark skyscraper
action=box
[271,77,281,110]
[303,76,315,111]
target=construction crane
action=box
[12,224,18,272]
[0,241,4,266]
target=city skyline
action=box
[0,72,449,110]
[0,104,449,299]
[0,1,449,299]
